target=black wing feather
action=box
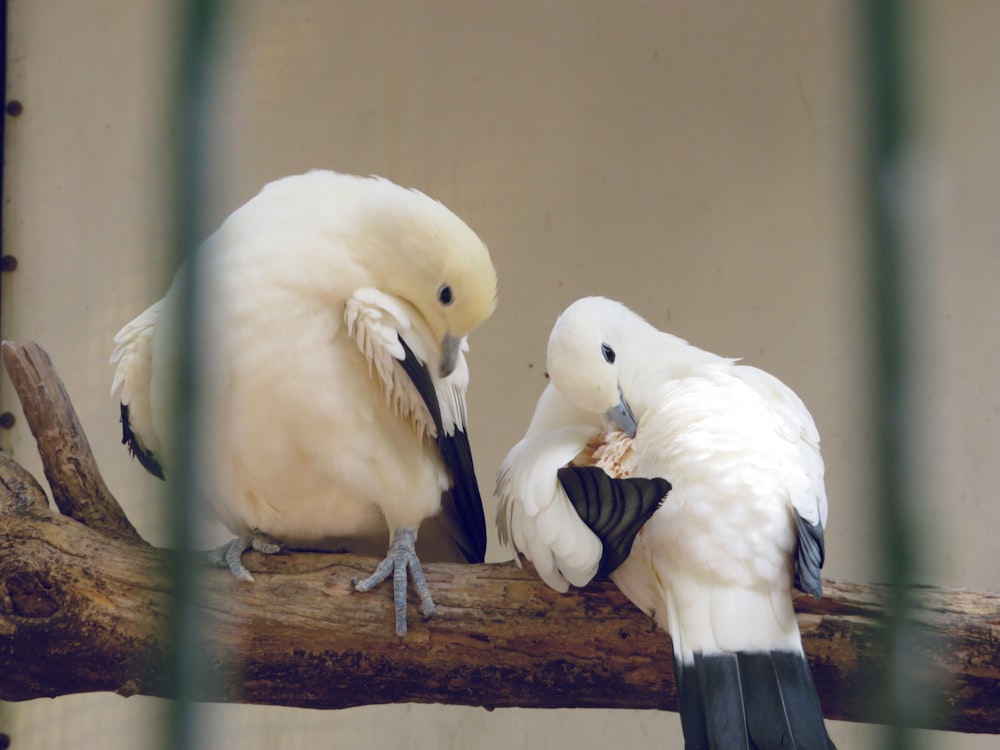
[794,512,826,599]
[556,465,669,577]
[397,336,487,563]
[120,402,165,480]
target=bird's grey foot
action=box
[207,530,281,582]
[353,527,435,636]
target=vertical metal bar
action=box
[862,1,928,747]
[165,2,226,749]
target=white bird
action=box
[111,170,497,636]
[497,296,834,748]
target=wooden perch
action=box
[0,341,998,735]
[1,341,144,544]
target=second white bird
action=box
[497,296,834,749]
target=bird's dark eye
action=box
[438,284,454,306]
[601,343,616,364]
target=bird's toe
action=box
[353,554,395,593]
[249,530,281,555]
[208,536,257,582]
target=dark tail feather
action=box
[675,655,711,749]
[675,651,836,750]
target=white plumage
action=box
[497,296,834,748]
[112,170,497,635]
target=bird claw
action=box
[353,527,435,636]
[208,530,281,582]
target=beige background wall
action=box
[1,2,997,749]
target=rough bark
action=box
[2,341,143,544]
[1,340,998,734]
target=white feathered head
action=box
[230,171,498,376]
[545,296,643,436]
[354,176,497,373]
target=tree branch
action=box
[1,340,144,544]
[0,340,998,734]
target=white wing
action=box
[436,336,470,437]
[737,365,827,528]
[345,286,474,438]
[346,285,487,562]
[109,299,164,470]
[496,384,604,592]
[344,287,436,442]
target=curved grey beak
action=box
[605,387,638,438]
[440,333,461,377]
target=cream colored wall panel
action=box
[916,0,1000,593]
[1,0,176,545]
[1,2,996,749]
[5,694,166,750]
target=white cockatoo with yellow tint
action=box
[112,170,497,636]
[497,296,835,748]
